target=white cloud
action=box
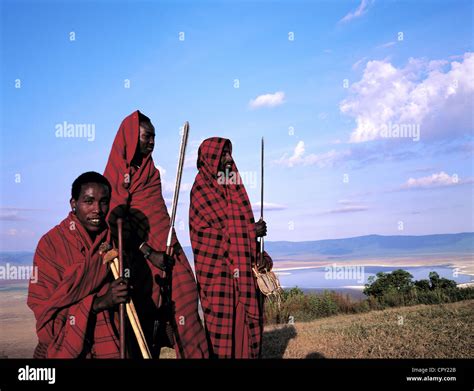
[252,202,287,212]
[401,171,468,190]
[164,198,184,210]
[249,91,285,109]
[352,57,368,70]
[180,183,193,192]
[337,199,361,206]
[340,52,474,143]
[276,140,304,167]
[0,207,47,221]
[376,41,396,49]
[304,149,351,167]
[0,211,25,221]
[156,165,172,191]
[184,139,203,170]
[322,206,369,215]
[274,141,351,168]
[339,0,373,23]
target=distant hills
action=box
[261,232,474,260]
[2,233,473,265]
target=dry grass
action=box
[262,299,474,358]
[1,290,472,359]
[0,290,36,358]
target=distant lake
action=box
[276,266,473,290]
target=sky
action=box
[0,0,473,251]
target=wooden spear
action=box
[166,121,190,256]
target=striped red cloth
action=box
[189,137,265,358]
[103,110,208,358]
[27,212,120,358]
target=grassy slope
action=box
[262,299,474,358]
[1,290,472,359]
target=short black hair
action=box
[71,171,112,200]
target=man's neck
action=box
[86,227,106,245]
[131,153,143,168]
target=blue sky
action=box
[1,0,473,251]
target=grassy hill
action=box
[155,300,474,359]
[1,289,471,359]
[262,299,474,358]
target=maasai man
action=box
[28,171,129,358]
[189,137,273,358]
[103,110,208,358]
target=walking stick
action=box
[102,249,152,359]
[260,137,264,266]
[166,121,190,256]
[117,218,126,359]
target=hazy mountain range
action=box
[260,232,474,260]
[2,233,473,265]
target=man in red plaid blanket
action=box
[103,111,208,358]
[189,137,273,358]
[28,171,128,358]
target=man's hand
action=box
[256,252,273,272]
[93,277,130,313]
[139,242,174,271]
[255,218,267,238]
[148,250,174,271]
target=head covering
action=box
[190,137,262,358]
[103,111,209,358]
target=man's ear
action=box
[70,198,77,211]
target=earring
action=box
[72,208,76,213]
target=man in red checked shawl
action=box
[103,110,208,358]
[28,171,130,358]
[189,137,273,358]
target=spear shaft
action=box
[260,137,264,258]
[166,122,190,254]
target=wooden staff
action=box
[102,248,152,359]
[117,218,125,359]
[108,258,152,359]
[260,137,264,265]
[166,121,190,256]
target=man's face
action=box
[138,122,155,156]
[70,183,110,235]
[219,144,233,172]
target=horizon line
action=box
[1,231,473,253]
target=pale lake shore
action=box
[273,254,474,277]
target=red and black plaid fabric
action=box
[27,212,120,358]
[103,110,208,358]
[189,137,263,358]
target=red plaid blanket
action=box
[189,137,263,358]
